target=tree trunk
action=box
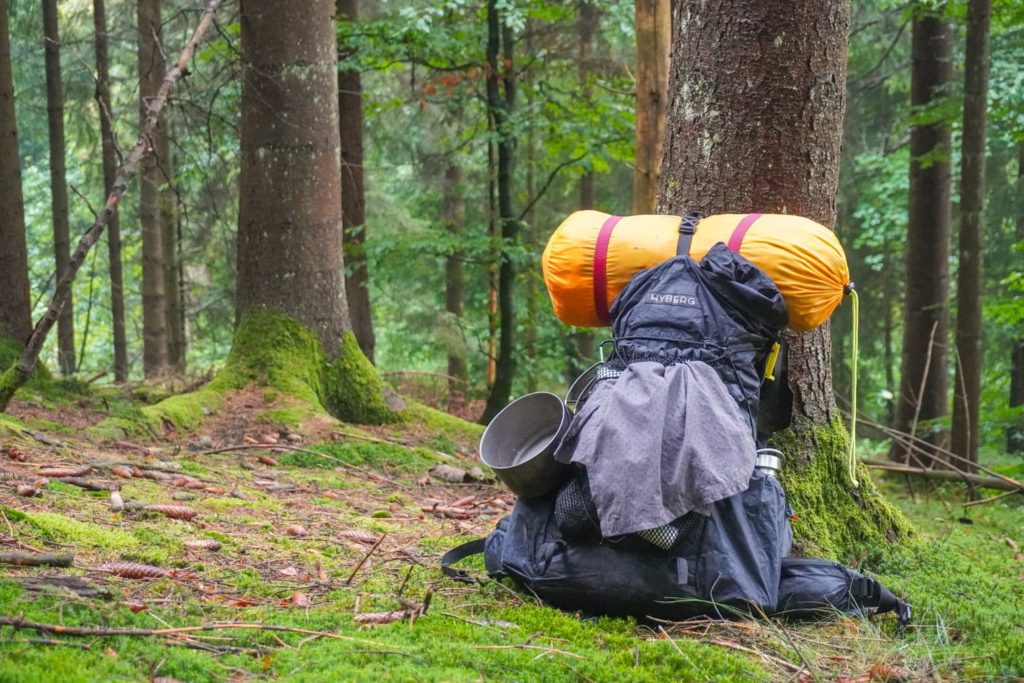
[93,0,128,382]
[0,0,33,350]
[235,0,394,424]
[659,0,911,560]
[1010,141,1024,454]
[138,0,168,376]
[338,0,375,363]
[158,120,185,372]
[633,0,670,215]
[443,161,467,403]
[951,0,990,469]
[42,0,75,376]
[568,0,599,383]
[891,11,954,467]
[481,3,518,424]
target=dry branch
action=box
[0,0,224,411]
[0,552,73,568]
[862,460,1024,492]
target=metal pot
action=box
[480,392,572,498]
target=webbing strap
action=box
[593,215,622,326]
[676,212,700,256]
[440,538,487,583]
[726,213,763,252]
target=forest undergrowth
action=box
[0,380,1021,682]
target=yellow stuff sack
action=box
[541,211,850,331]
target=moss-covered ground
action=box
[0,380,1022,681]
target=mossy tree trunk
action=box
[232,0,394,424]
[659,0,912,561]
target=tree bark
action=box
[237,0,350,350]
[93,0,128,382]
[42,0,75,376]
[138,0,168,376]
[481,2,518,424]
[0,0,32,347]
[633,0,670,214]
[338,0,375,363]
[892,11,954,466]
[659,0,911,559]
[443,161,467,401]
[951,0,990,469]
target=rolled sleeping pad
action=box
[541,210,850,331]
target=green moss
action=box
[322,331,396,424]
[258,405,323,429]
[772,419,914,563]
[4,508,139,552]
[402,401,484,448]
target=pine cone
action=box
[338,530,379,545]
[183,539,221,551]
[144,504,199,520]
[98,562,170,579]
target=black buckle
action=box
[676,212,700,256]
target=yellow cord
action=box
[764,342,780,381]
[848,287,860,488]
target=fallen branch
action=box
[0,616,381,645]
[345,532,387,586]
[0,552,73,568]
[53,477,119,492]
[862,460,1023,492]
[0,0,224,412]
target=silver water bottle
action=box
[754,448,784,477]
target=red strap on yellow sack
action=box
[593,215,622,325]
[727,213,763,252]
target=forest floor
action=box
[0,379,1022,682]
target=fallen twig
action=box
[346,532,387,585]
[53,477,119,492]
[0,616,382,646]
[962,489,1022,508]
[468,644,585,660]
[0,552,73,568]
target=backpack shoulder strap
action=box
[676,212,700,256]
[441,538,487,583]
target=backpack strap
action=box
[676,212,700,256]
[726,213,763,252]
[850,576,912,630]
[440,538,487,584]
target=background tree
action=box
[41,0,74,376]
[92,0,128,382]
[892,5,954,466]
[138,0,169,376]
[659,0,910,558]
[951,0,991,468]
[632,0,670,215]
[338,0,375,362]
[0,0,32,354]
[480,0,518,423]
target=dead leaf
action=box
[1014,552,1024,562]
[316,563,329,582]
[285,524,308,537]
[243,435,258,444]
[417,474,431,486]
[126,601,148,613]
[322,489,344,500]
[4,446,26,462]
[226,597,260,607]
[282,591,310,607]
[103,646,118,658]
[258,455,278,466]
[260,433,279,445]
[279,566,299,577]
